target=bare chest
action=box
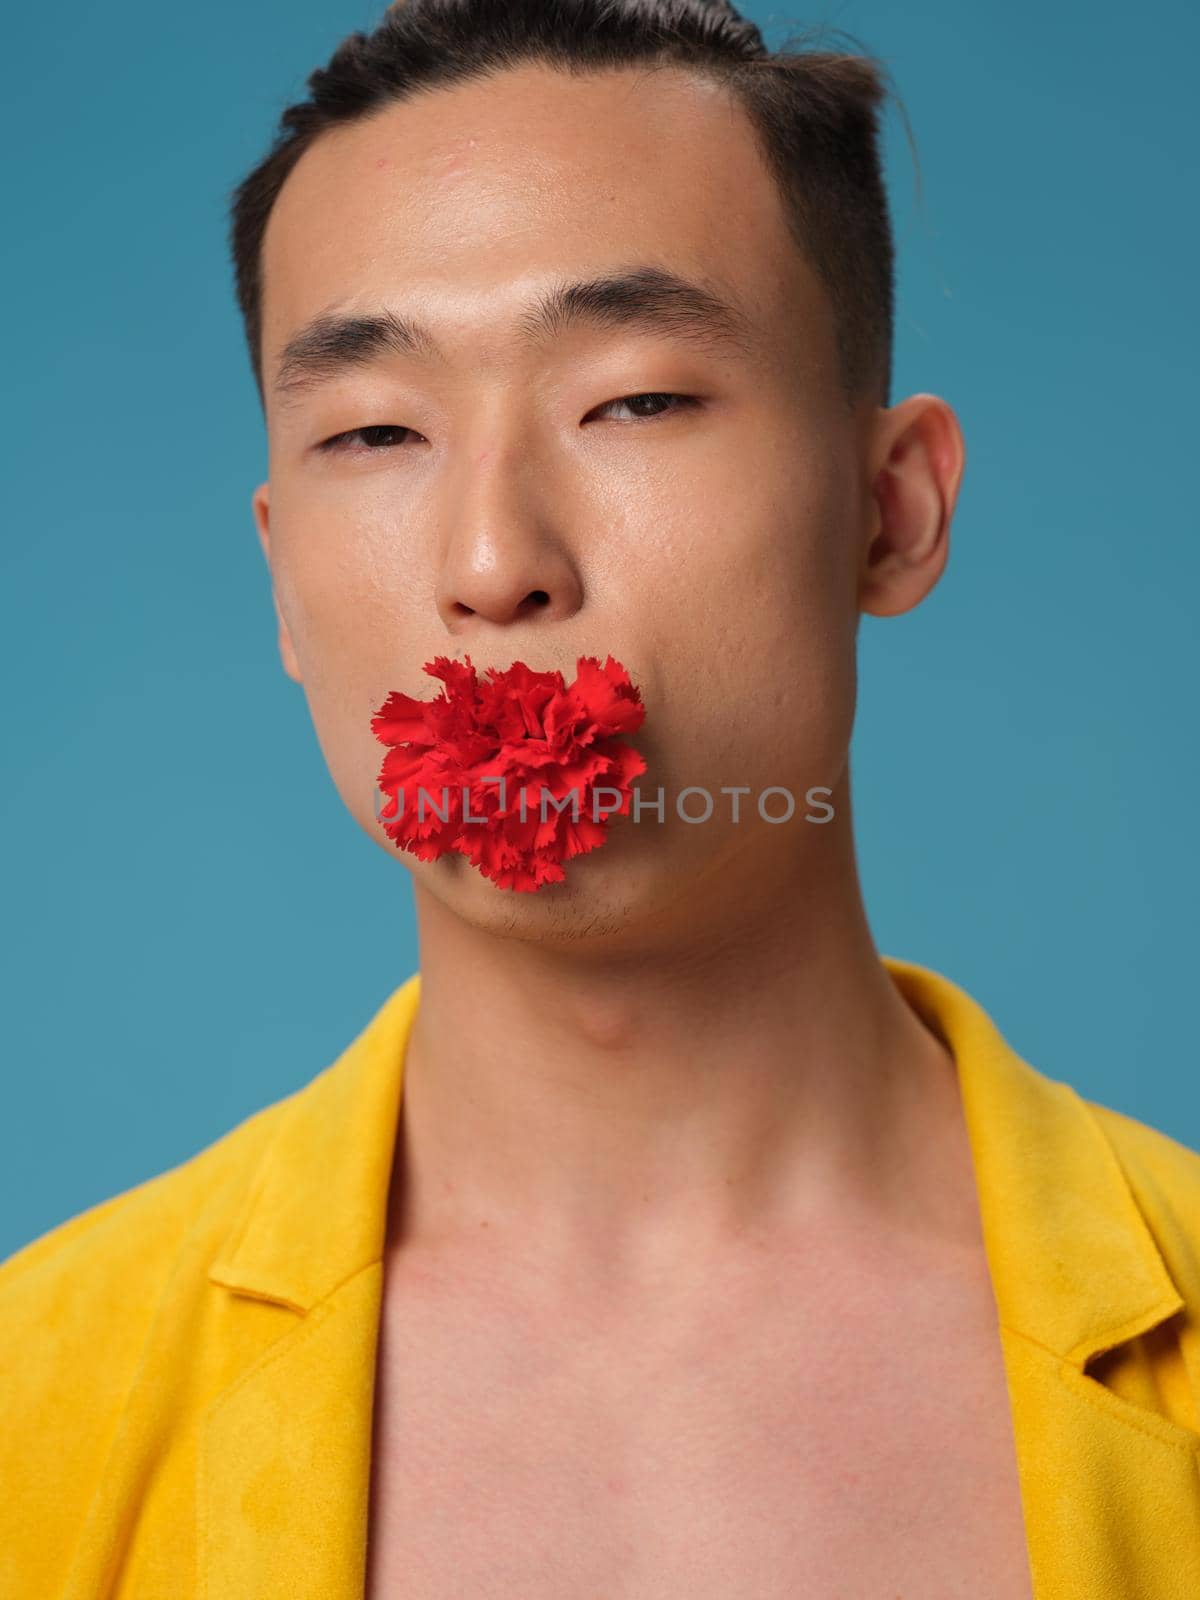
[363,1256,1034,1600]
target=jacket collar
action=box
[208,957,1184,1363]
[883,957,1184,1366]
[207,973,421,1313]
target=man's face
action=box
[254,62,877,941]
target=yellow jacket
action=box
[2,957,1199,1598]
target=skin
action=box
[251,60,970,1291]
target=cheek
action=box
[267,526,423,826]
[638,473,858,783]
[271,514,424,690]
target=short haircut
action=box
[228,0,904,410]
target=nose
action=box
[434,448,585,636]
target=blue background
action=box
[3,1,1197,1259]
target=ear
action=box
[251,482,302,684]
[859,394,966,618]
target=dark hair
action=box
[228,0,906,410]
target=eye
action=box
[587,391,700,423]
[316,424,421,455]
[316,392,699,455]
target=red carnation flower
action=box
[370,655,647,892]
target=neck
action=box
[387,820,968,1291]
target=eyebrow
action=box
[271,265,759,407]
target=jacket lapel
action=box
[887,959,1200,1599]
[200,974,421,1600]
[199,1265,383,1597]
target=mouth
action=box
[369,653,647,892]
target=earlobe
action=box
[859,394,965,620]
[250,482,303,685]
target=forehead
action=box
[260,61,830,385]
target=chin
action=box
[403,827,706,951]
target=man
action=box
[3,2,1198,1596]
